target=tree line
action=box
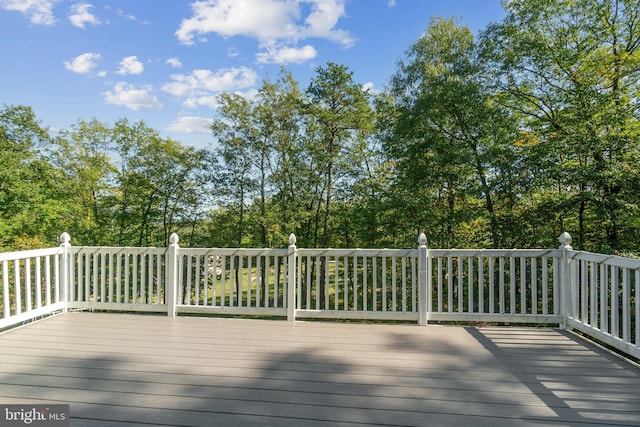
[2,0,639,254]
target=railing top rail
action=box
[64,246,565,259]
[429,248,560,258]
[69,246,168,256]
[0,247,62,262]
[568,249,640,270]
[179,247,289,256]
[297,248,417,257]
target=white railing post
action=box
[418,233,429,326]
[287,233,297,322]
[558,232,573,330]
[166,233,179,317]
[58,232,71,312]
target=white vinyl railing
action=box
[0,232,637,359]
[67,245,169,313]
[293,247,420,321]
[175,245,291,318]
[564,248,640,359]
[0,233,69,330]
[427,248,561,324]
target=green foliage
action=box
[304,62,375,248]
[3,1,640,254]
[107,120,212,247]
[51,118,116,244]
[482,0,640,252]
[384,18,523,248]
[0,110,214,250]
[208,65,375,250]
[0,105,66,249]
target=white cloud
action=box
[0,0,59,25]
[115,7,137,22]
[182,96,219,110]
[176,0,295,45]
[116,56,144,75]
[362,81,380,95]
[166,116,213,134]
[162,67,258,98]
[63,52,101,74]
[102,5,147,24]
[103,82,162,110]
[181,88,258,109]
[256,44,316,64]
[175,0,353,64]
[166,57,183,69]
[68,2,100,29]
[301,0,353,46]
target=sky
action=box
[0,0,506,149]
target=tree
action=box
[52,118,116,244]
[303,63,374,306]
[211,93,259,247]
[109,119,208,246]
[385,18,521,248]
[304,62,374,248]
[253,71,297,247]
[256,69,324,248]
[133,137,206,246]
[210,69,327,249]
[110,119,160,245]
[483,0,640,251]
[0,105,65,249]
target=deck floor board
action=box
[0,312,638,426]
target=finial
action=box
[289,233,296,246]
[558,232,572,249]
[169,233,179,245]
[58,232,71,245]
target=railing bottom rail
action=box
[0,302,66,330]
[175,305,287,317]
[295,309,418,322]
[567,317,640,360]
[428,313,562,324]
[68,302,168,314]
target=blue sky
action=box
[0,0,506,148]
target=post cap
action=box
[558,232,572,248]
[169,233,179,245]
[58,232,71,245]
[289,233,296,246]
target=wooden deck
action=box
[0,313,638,426]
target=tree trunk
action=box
[319,148,334,309]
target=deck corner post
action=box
[287,234,297,322]
[418,233,429,326]
[167,233,180,317]
[58,232,71,312]
[558,232,573,330]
